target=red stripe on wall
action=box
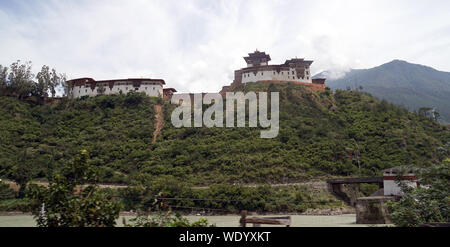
[383,176,417,180]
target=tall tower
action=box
[243,50,271,67]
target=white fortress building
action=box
[236,50,314,84]
[221,50,325,95]
[66,77,177,99]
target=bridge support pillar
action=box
[356,196,394,224]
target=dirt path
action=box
[2,180,128,191]
[152,104,164,143]
[192,181,328,190]
[2,179,326,191]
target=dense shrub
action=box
[0,183,16,200]
[387,160,450,226]
[0,83,448,187]
[0,198,31,211]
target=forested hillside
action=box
[319,60,450,123]
[0,83,449,187]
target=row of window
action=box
[77,86,160,94]
[242,71,310,80]
[289,70,309,75]
[115,82,160,86]
[243,70,309,78]
[81,82,161,87]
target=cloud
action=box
[1,0,450,93]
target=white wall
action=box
[241,68,312,84]
[70,81,163,98]
[383,179,417,196]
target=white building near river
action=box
[383,166,419,196]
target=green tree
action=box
[418,107,440,122]
[27,150,122,227]
[49,68,65,97]
[0,61,66,99]
[387,160,450,227]
[36,65,66,98]
[61,76,71,97]
[434,111,441,122]
[9,150,36,198]
[0,182,16,200]
[0,65,8,95]
[7,60,34,99]
[35,65,51,98]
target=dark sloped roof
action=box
[67,78,166,85]
[244,50,271,64]
[163,88,177,92]
[284,58,313,66]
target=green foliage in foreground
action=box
[0,83,449,187]
[387,159,450,227]
[27,150,122,227]
[25,151,214,227]
[0,198,30,212]
[125,211,214,227]
[0,182,16,200]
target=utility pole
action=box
[353,139,361,175]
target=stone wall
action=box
[355,196,395,224]
[220,80,326,96]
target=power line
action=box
[168,205,236,212]
[154,197,335,205]
[153,197,241,202]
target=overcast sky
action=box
[1,0,450,93]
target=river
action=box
[0,214,390,227]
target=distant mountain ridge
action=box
[315,60,450,123]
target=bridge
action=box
[326,177,383,206]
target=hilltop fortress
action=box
[221,50,326,94]
[66,50,325,99]
[66,77,177,99]
[240,50,314,83]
